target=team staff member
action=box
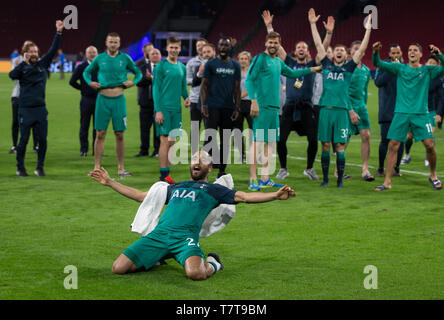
[69,46,99,157]
[374,44,404,176]
[83,32,142,178]
[134,46,160,158]
[9,40,39,155]
[186,38,208,135]
[9,20,64,177]
[200,37,241,178]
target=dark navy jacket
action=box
[428,77,444,115]
[374,58,397,123]
[69,61,98,99]
[9,33,61,108]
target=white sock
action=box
[207,256,221,273]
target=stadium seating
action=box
[206,0,264,47]
[107,1,161,48]
[242,0,349,57]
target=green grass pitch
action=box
[0,72,443,300]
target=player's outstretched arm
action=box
[90,167,147,202]
[234,186,296,203]
[309,8,326,61]
[352,14,372,64]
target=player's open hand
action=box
[372,42,382,53]
[262,10,274,27]
[90,167,111,186]
[308,8,320,24]
[364,14,372,30]
[231,109,239,121]
[184,97,191,108]
[276,185,296,200]
[323,16,335,33]
[349,110,360,125]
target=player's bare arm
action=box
[234,185,296,203]
[91,167,147,202]
[262,10,287,61]
[309,8,326,61]
[352,14,372,64]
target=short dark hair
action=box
[389,43,400,49]
[22,42,37,53]
[426,55,440,65]
[203,43,216,51]
[196,38,208,44]
[167,36,181,45]
[333,44,347,51]
[409,42,423,53]
[266,31,281,42]
[107,32,120,39]
[350,40,362,48]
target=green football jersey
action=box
[319,56,358,110]
[83,51,142,88]
[156,181,237,234]
[373,52,444,114]
[349,64,371,110]
[153,59,188,112]
[246,52,312,108]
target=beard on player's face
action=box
[190,163,211,181]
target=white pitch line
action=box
[287,155,444,178]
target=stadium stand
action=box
[242,0,350,58]
[206,0,266,46]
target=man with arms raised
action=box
[90,151,296,280]
[83,33,142,178]
[309,8,372,188]
[373,42,444,191]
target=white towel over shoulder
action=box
[130,174,236,238]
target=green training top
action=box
[152,59,188,112]
[83,51,142,89]
[373,52,444,114]
[155,181,237,235]
[319,56,357,110]
[245,52,312,108]
[349,64,371,110]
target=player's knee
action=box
[186,269,207,281]
[96,131,106,140]
[114,131,124,140]
[111,260,127,275]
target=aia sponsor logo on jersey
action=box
[326,72,345,81]
[171,189,196,201]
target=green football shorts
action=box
[429,110,437,128]
[252,105,280,142]
[155,109,182,137]
[387,113,434,142]
[318,107,350,144]
[350,107,371,135]
[95,94,127,131]
[122,228,204,270]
